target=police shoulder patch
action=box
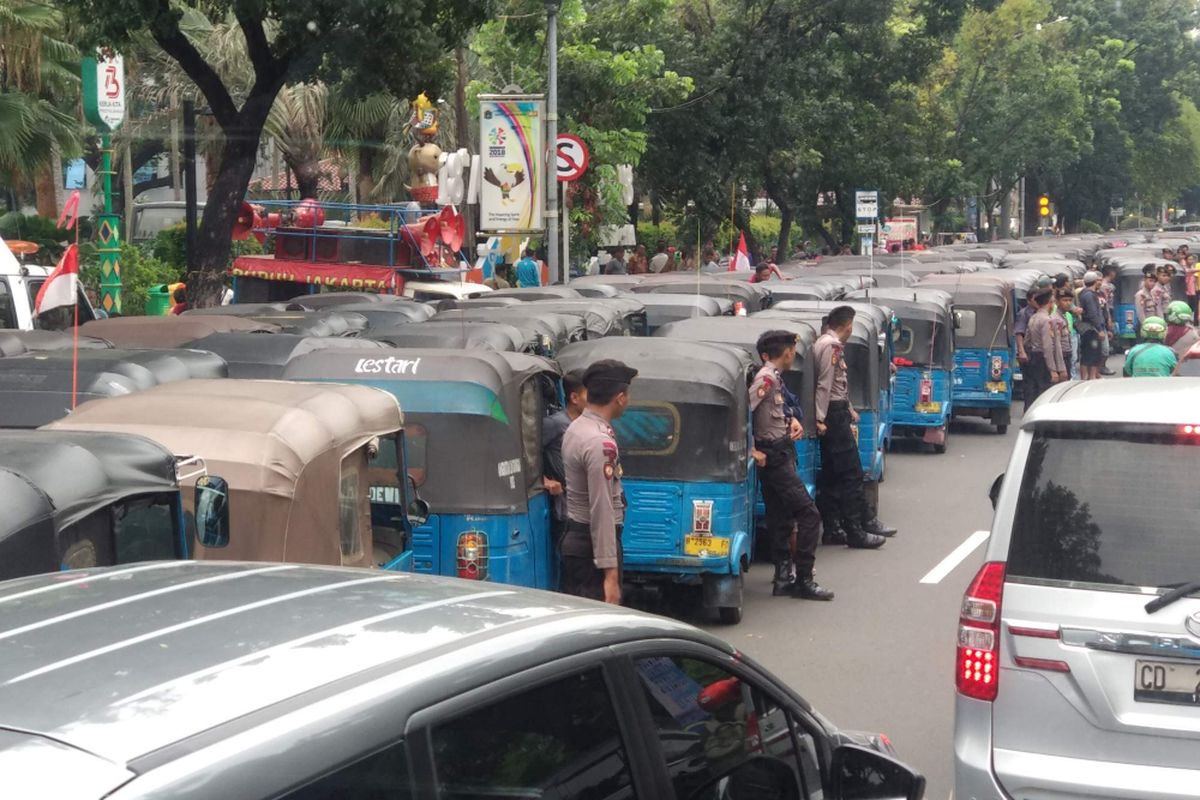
[757,385,767,398]
[603,462,614,479]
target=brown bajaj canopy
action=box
[78,315,281,348]
[45,379,404,569]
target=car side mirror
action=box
[830,743,925,800]
[989,473,1004,510]
[194,475,231,548]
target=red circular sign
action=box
[556,134,589,182]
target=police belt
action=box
[754,436,792,452]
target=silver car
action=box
[955,377,1200,799]
[1,561,923,799]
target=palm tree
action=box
[0,0,83,216]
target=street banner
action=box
[478,95,545,232]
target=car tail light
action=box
[1183,425,1200,435]
[990,356,1003,380]
[1125,309,1135,329]
[893,357,913,367]
[919,375,933,404]
[456,531,488,580]
[692,500,713,534]
[956,561,1005,702]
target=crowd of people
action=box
[1016,247,1200,402]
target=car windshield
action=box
[1008,423,1200,590]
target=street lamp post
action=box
[546,0,561,283]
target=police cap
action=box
[756,329,798,355]
[583,359,638,392]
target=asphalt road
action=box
[700,412,1022,799]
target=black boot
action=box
[792,575,835,601]
[821,515,847,545]
[772,560,795,596]
[862,517,897,538]
[844,519,886,549]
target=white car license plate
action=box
[1135,659,1200,705]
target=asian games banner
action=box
[478,95,545,232]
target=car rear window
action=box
[1008,423,1200,590]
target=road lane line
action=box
[920,530,991,585]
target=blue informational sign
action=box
[63,158,87,190]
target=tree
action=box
[63,0,491,305]
[0,0,82,216]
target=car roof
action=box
[0,562,725,770]
[1025,378,1200,426]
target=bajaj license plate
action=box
[915,401,942,414]
[684,535,730,557]
[1135,660,1200,705]
[986,381,1008,393]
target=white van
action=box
[402,279,493,303]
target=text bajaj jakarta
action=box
[284,349,563,589]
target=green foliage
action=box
[0,212,76,261]
[636,221,679,248]
[1118,215,1155,230]
[79,242,184,317]
[1078,219,1104,234]
[150,224,188,270]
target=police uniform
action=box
[559,362,636,601]
[749,334,831,600]
[812,331,891,546]
[1023,302,1065,406]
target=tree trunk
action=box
[34,161,58,219]
[189,90,281,308]
[776,205,793,261]
[357,148,375,202]
[284,153,322,199]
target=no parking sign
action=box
[556,134,589,182]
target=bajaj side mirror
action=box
[830,744,925,800]
[406,474,429,526]
[195,475,231,548]
[989,473,1004,510]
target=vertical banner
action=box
[478,95,545,232]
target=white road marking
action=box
[920,530,991,585]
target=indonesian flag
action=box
[34,244,79,316]
[731,231,751,272]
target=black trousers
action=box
[757,438,821,577]
[1023,352,1050,409]
[559,522,622,601]
[817,402,869,528]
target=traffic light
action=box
[1038,195,1051,217]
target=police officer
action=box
[812,306,893,548]
[560,360,637,604]
[750,330,835,600]
[542,369,586,539]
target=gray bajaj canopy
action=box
[0,430,178,579]
[183,332,383,378]
[754,310,881,410]
[653,316,819,428]
[1116,260,1188,305]
[0,348,229,428]
[489,286,585,301]
[334,301,437,327]
[915,283,1011,350]
[635,293,727,332]
[0,330,112,357]
[521,300,626,338]
[431,308,585,354]
[556,338,753,482]
[632,279,773,311]
[244,311,369,337]
[364,321,524,352]
[848,288,954,368]
[283,348,560,513]
[840,269,919,288]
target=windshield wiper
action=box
[1145,581,1200,614]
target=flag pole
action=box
[72,212,80,410]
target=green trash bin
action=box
[145,284,174,316]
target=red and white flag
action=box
[34,244,79,316]
[731,231,751,272]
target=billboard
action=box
[478,95,545,232]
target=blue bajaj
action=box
[557,338,756,624]
[850,288,955,453]
[284,348,561,588]
[652,316,820,496]
[918,276,1014,433]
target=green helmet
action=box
[1166,301,1193,326]
[1141,316,1168,340]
